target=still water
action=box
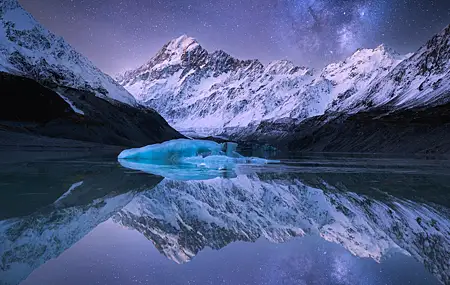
[0,148,449,285]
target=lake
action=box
[0,148,449,285]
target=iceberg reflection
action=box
[118,159,238,181]
[118,139,278,180]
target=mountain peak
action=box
[373,43,400,56]
[266,60,310,75]
[347,44,401,64]
[439,23,450,36]
[165,35,199,53]
[0,0,21,12]
[0,0,137,105]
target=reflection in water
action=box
[117,139,278,181]
[113,173,450,284]
[0,156,449,285]
[0,161,162,285]
[118,158,238,181]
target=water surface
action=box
[0,148,449,285]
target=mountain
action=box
[0,162,162,285]
[0,0,135,105]
[283,100,450,154]
[234,99,450,154]
[338,24,450,112]
[1,166,449,284]
[322,44,408,111]
[118,35,323,135]
[238,25,450,153]
[113,174,450,284]
[120,26,449,141]
[117,37,407,136]
[0,0,183,146]
[0,72,183,146]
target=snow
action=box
[167,35,199,53]
[343,25,450,112]
[115,172,450,283]
[2,7,36,30]
[322,44,406,111]
[184,72,230,105]
[57,93,85,115]
[118,35,411,135]
[0,0,137,106]
[151,36,199,70]
[54,181,84,203]
[118,26,449,137]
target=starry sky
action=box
[18,0,450,75]
[24,221,439,285]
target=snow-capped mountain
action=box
[1,168,449,284]
[323,44,408,111]
[339,24,450,112]
[118,35,323,134]
[120,26,449,136]
[118,36,404,134]
[0,192,136,285]
[0,0,136,105]
[0,166,162,285]
[114,174,450,284]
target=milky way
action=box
[18,0,450,74]
[272,0,390,65]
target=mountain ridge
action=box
[118,26,450,136]
[0,0,184,146]
[0,0,137,105]
[113,174,450,284]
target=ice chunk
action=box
[222,141,240,157]
[118,139,279,180]
[118,139,224,163]
[118,159,237,181]
[118,139,275,164]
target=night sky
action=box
[18,0,450,75]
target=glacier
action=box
[118,139,278,180]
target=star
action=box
[17,0,450,74]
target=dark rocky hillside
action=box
[285,101,450,154]
[0,72,183,146]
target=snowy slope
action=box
[340,24,450,112]
[114,174,450,284]
[118,35,325,134]
[0,190,137,285]
[118,37,405,134]
[120,26,450,136]
[322,44,408,111]
[0,0,136,105]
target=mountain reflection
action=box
[113,173,450,284]
[0,163,162,285]
[1,164,449,285]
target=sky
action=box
[24,221,439,285]
[18,0,450,75]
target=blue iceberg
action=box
[118,159,238,181]
[118,139,278,180]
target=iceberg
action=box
[118,159,238,181]
[118,139,278,180]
